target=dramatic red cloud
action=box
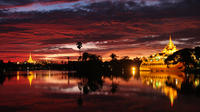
[0,0,200,62]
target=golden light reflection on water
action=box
[17,71,20,81]
[162,87,177,107]
[27,71,35,87]
[194,79,200,87]
[14,70,200,108]
[16,70,80,87]
[132,67,136,76]
[139,71,185,107]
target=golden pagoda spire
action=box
[162,35,177,55]
[168,35,174,49]
[27,53,35,63]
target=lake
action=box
[0,70,200,112]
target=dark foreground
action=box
[0,70,200,112]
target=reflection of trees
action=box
[77,96,83,106]
[0,71,19,85]
[110,83,118,93]
[78,75,104,95]
[0,74,6,85]
[179,74,200,95]
[110,81,118,93]
[76,52,140,94]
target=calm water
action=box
[0,70,200,112]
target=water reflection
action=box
[17,71,20,81]
[0,70,200,109]
[27,71,36,86]
[139,72,185,107]
[138,71,200,107]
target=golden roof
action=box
[162,35,177,55]
[28,53,36,63]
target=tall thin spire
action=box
[169,35,172,42]
[168,35,174,48]
[162,35,177,54]
[28,52,35,63]
[29,52,32,59]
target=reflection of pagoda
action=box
[27,53,36,64]
[27,71,35,87]
[140,35,184,72]
[139,72,185,107]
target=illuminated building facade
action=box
[140,35,184,72]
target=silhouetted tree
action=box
[82,52,89,61]
[133,57,142,65]
[89,54,102,62]
[121,56,129,60]
[111,83,118,93]
[77,96,83,106]
[67,57,70,63]
[76,42,83,60]
[195,47,200,60]
[0,74,6,85]
[165,47,200,72]
[76,42,82,50]
[81,52,102,62]
[110,53,117,61]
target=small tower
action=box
[27,53,35,63]
[162,35,177,55]
[168,35,175,49]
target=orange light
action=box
[162,87,177,107]
[27,71,35,87]
[17,71,20,81]
[132,67,136,76]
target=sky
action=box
[0,0,200,62]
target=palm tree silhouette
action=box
[67,57,70,63]
[76,42,82,61]
[110,53,117,61]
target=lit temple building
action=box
[162,35,178,55]
[140,35,184,72]
[27,53,36,64]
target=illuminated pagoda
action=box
[162,35,177,55]
[27,53,36,64]
[140,35,184,72]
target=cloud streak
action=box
[0,0,200,62]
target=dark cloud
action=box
[0,26,29,33]
[40,38,73,45]
[0,0,34,7]
[0,0,200,61]
[1,0,200,24]
[0,0,80,8]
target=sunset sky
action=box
[0,0,200,62]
